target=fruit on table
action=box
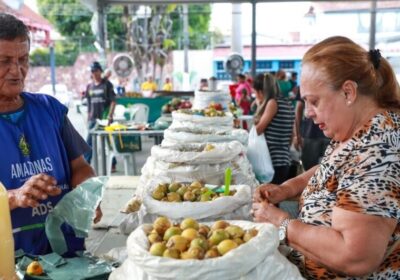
[26,261,43,276]
[176,108,225,117]
[151,181,237,203]
[146,218,258,260]
[162,98,192,114]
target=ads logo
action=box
[19,134,30,156]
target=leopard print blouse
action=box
[289,111,400,279]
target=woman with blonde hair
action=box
[253,36,400,279]
[252,73,295,184]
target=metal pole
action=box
[97,0,107,65]
[369,0,377,50]
[231,3,242,54]
[183,4,189,73]
[251,0,257,78]
[50,44,56,95]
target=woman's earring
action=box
[347,101,352,105]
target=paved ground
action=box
[68,102,154,257]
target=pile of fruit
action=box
[151,180,236,202]
[162,98,192,114]
[146,217,258,259]
[125,91,143,98]
[176,108,225,117]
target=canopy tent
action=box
[80,0,379,77]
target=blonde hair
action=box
[302,36,400,110]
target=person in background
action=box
[252,73,295,184]
[162,76,173,91]
[293,89,330,170]
[0,13,102,256]
[276,69,292,99]
[83,61,116,167]
[141,74,157,97]
[208,76,218,91]
[199,78,208,91]
[253,36,400,279]
[235,73,252,115]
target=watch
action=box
[278,218,294,245]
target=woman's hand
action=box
[9,174,61,209]
[252,201,290,227]
[253,183,288,204]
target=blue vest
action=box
[0,92,84,256]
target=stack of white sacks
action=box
[120,90,257,232]
[111,90,303,280]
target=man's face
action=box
[0,38,29,98]
[91,69,102,81]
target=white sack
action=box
[191,90,232,111]
[152,141,244,164]
[140,155,258,190]
[172,110,233,126]
[142,182,251,220]
[163,128,248,146]
[110,221,304,280]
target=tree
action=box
[170,4,212,50]
[37,0,126,56]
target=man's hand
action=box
[93,205,103,224]
[253,183,288,204]
[9,174,61,209]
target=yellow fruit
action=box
[225,225,245,239]
[217,239,238,256]
[26,261,43,276]
[166,235,189,252]
[163,226,182,241]
[181,228,200,242]
[153,217,171,236]
[243,228,258,242]
[149,242,167,256]
[180,218,199,230]
[204,144,215,151]
[211,220,230,231]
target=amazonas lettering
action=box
[11,157,53,179]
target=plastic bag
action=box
[247,127,274,183]
[45,176,108,255]
[110,221,304,280]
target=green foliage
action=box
[29,40,83,66]
[37,0,126,52]
[37,0,92,37]
[170,4,212,50]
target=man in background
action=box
[84,61,116,168]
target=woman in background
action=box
[252,73,295,184]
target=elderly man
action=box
[0,13,102,256]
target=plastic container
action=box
[0,182,17,279]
